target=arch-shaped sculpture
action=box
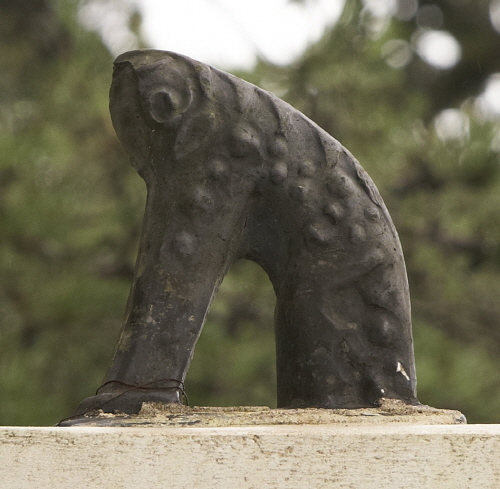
[75,49,418,415]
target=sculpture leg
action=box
[274,251,417,409]
[75,191,239,415]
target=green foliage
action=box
[0,0,145,425]
[188,261,276,408]
[186,261,276,407]
[2,0,500,425]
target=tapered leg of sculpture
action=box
[74,191,240,415]
[273,248,418,409]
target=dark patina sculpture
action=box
[75,49,418,416]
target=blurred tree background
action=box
[2,0,500,425]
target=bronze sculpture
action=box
[74,49,418,416]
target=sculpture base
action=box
[6,421,500,488]
[58,398,465,427]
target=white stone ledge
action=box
[1,424,500,488]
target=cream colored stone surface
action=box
[1,423,500,488]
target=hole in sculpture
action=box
[185,259,277,408]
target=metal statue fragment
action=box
[74,49,418,416]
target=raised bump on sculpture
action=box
[269,137,288,158]
[322,202,344,223]
[270,162,288,184]
[289,182,310,203]
[192,186,214,212]
[207,158,230,181]
[364,206,381,222]
[306,221,335,246]
[173,231,196,257]
[72,49,418,416]
[298,160,316,177]
[349,224,367,244]
[229,123,261,158]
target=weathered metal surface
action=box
[74,49,418,416]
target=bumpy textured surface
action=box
[75,49,418,416]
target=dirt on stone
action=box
[66,399,466,427]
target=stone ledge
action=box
[2,423,500,488]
